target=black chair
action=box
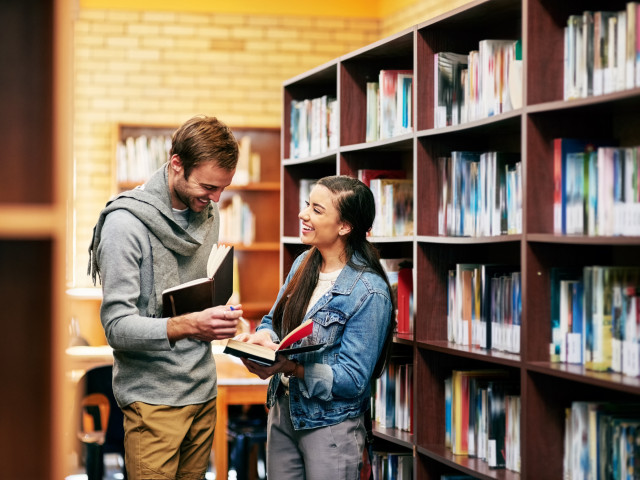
[227,404,267,480]
[75,365,126,480]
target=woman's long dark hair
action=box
[272,175,396,338]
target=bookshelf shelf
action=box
[372,421,415,448]
[527,362,640,394]
[418,341,522,368]
[281,0,640,478]
[417,444,520,480]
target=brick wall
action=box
[72,1,470,286]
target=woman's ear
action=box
[338,223,352,236]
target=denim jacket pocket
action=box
[310,309,347,347]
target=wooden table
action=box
[66,346,269,479]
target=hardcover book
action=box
[162,244,234,317]
[220,319,325,366]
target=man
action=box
[88,115,244,480]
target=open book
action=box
[162,244,234,317]
[221,319,325,366]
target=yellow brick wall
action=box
[381,0,472,36]
[72,1,470,286]
[72,10,380,285]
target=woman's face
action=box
[298,184,349,249]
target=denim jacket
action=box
[256,250,393,430]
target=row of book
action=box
[437,151,522,238]
[447,264,522,354]
[116,134,171,185]
[366,70,414,143]
[289,95,338,160]
[116,133,261,186]
[370,178,414,237]
[554,139,640,237]
[563,400,640,480]
[564,3,640,101]
[372,360,413,433]
[232,135,262,186]
[219,194,255,246]
[550,265,640,378]
[434,39,521,129]
[370,451,413,480]
[444,370,520,471]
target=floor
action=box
[65,452,254,480]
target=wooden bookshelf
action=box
[114,125,281,321]
[0,0,72,478]
[280,0,640,478]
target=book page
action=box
[207,243,231,278]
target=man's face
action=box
[170,155,235,212]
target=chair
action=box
[75,365,126,480]
[227,405,267,480]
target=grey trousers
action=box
[266,393,366,480]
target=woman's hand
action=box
[235,329,279,350]
[241,354,295,380]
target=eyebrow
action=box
[311,201,326,211]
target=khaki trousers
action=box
[122,397,217,480]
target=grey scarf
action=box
[88,163,219,316]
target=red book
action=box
[397,267,413,335]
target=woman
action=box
[237,175,395,480]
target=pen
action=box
[229,305,250,329]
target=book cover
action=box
[221,319,325,366]
[161,244,234,317]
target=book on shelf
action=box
[289,96,338,160]
[370,178,413,237]
[161,244,234,317]
[438,151,520,237]
[397,265,413,336]
[220,319,325,366]
[553,138,613,235]
[366,81,379,142]
[117,133,172,186]
[478,39,518,118]
[381,258,413,336]
[378,69,413,140]
[550,265,640,376]
[434,52,467,128]
[219,194,256,245]
[373,359,413,432]
[563,401,640,480]
[566,5,640,99]
[449,370,510,458]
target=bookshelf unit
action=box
[0,0,72,478]
[114,124,281,322]
[280,0,640,479]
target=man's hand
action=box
[167,304,243,343]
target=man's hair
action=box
[170,115,239,179]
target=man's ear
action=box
[169,154,183,172]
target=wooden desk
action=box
[213,353,268,479]
[66,346,269,479]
